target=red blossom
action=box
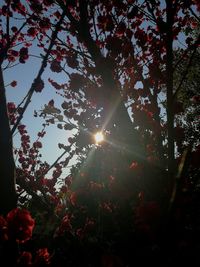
[7,102,16,113]
[33,78,44,92]
[10,50,19,57]
[129,161,138,170]
[10,80,17,87]
[69,191,77,206]
[11,1,26,15]
[33,141,42,148]
[17,251,32,266]
[39,18,51,31]
[97,15,114,31]
[18,124,26,134]
[35,248,50,265]
[68,137,75,144]
[76,228,84,239]
[56,214,72,235]
[6,208,35,243]
[11,26,18,32]
[48,99,54,106]
[38,131,46,137]
[30,2,43,13]
[61,101,69,109]
[60,185,68,193]
[100,202,113,213]
[18,156,25,164]
[19,47,29,63]
[65,176,72,187]
[66,55,79,69]
[52,169,62,179]
[50,60,62,73]
[54,10,61,19]
[48,78,62,90]
[27,27,37,37]
[191,95,200,103]
[116,22,126,37]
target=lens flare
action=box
[94,132,104,144]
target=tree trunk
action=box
[0,66,17,215]
[166,0,175,176]
[60,1,144,162]
[77,28,143,162]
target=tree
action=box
[0,0,199,219]
[43,0,199,199]
[37,1,200,264]
[173,42,200,151]
[0,0,200,265]
[0,0,66,214]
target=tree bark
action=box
[166,0,175,176]
[152,82,165,165]
[0,66,17,215]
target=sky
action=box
[4,51,74,172]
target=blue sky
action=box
[4,53,73,169]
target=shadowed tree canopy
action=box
[0,0,200,266]
[0,0,199,211]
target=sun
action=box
[94,132,104,144]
